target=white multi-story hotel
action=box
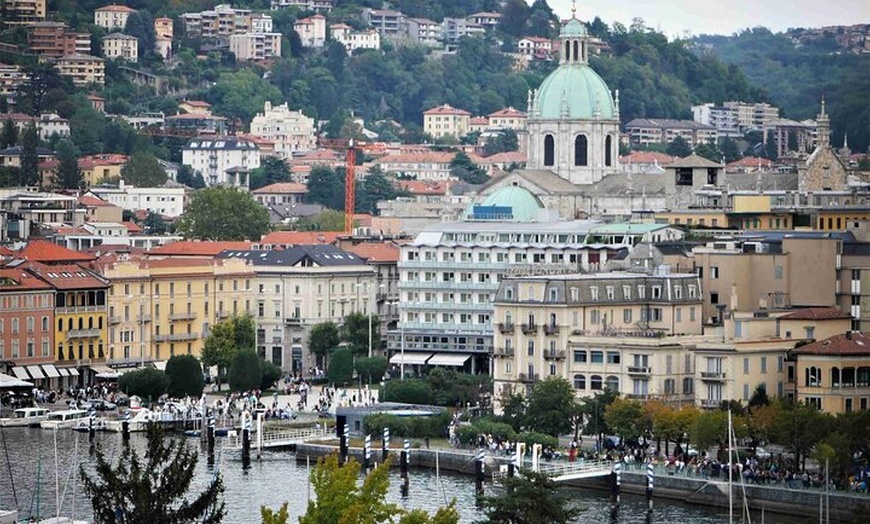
[94,4,136,30]
[88,180,186,218]
[249,101,316,158]
[101,33,138,62]
[217,246,375,372]
[182,137,260,189]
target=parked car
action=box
[83,399,117,411]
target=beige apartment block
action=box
[101,33,138,62]
[423,104,471,139]
[3,0,46,25]
[793,331,870,413]
[229,32,282,61]
[55,54,105,86]
[94,4,136,30]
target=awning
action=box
[426,353,471,367]
[11,367,30,380]
[153,360,168,371]
[389,353,433,366]
[57,368,70,377]
[41,364,60,378]
[0,372,33,388]
[26,365,45,379]
[91,364,120,379]
[67,368,80,377]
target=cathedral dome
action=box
[465,185,545,222]
[533,63,615,120]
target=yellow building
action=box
[423,104,471,139]
[792,331,870,413]
[99,257,254,363]
[78,154,128,187]
[26,263,109,367]
[3,0,46,26]
[655,210,728,229]
[816,208,870,231]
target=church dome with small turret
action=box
[525,3,621,186]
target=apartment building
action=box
[0,189,85,228]
[216,246,375,372]
[293,14,326,48]
[372,152,461,181]
[94,4,137,30]
[0,263,55,383]
[181,4,253,39]
[487,107,527,131]
[55,54,105,86]
[491,270,704,408]
[98,256,253,364]
[0,112,69,140]
[723,101,780,130]
[691,103,741,137]
[518,37,554,60]
[270,0,334,13]
[78,153,128,187]
[330,24,380,53]
[362,8,402,36]
[154,16,173,38]
[400,18,442,47]
[101,33,138,62]
[625,118,718,148]
[422,104,471,139]
[88,180,186,218]
[467,12,501,29]
[2,0,46,26]
[27,22,90,58]
[792,331,870,413]
[442,17,484,43]
[182,137,260,189]
[251,182,307,206]
[0,63,27,98]
[249,101,316,158]
[229,32,282,61]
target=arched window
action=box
[605,135,613,167]
[77,317,83,330]
[606,375,619,391]
[573,374,586,389]
[58,319,64,332]
[544,135,555,166]
[572,40,579,62]
[831,367,841,387]
[590,375,603,390]
[805,366,821,387]
[574,135,588,166]
[57,344,64,361]
[564,41,569,61]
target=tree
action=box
[721,137,742,163]
[124,10,156,63]
[604,398,649,443]
[694,140,723,163]
[121,152,168,187]
[260,359,282,390]
[0,120,17,149]
[308,321,340,368]
[306,166,344,210]
[249,156,290,191]
[228,349,262,392]
[578,388,619,444]
[524,377,576,437]
[142,211,171,234]
[764,137,779,161]
[666,136,692,158]
[327,348,354,385]
[54,139,83,190]
[295,209,346,232]
[81,425,225,524]
[165,354,205,399]
[748,384,770,408]
[381,379,433,404]
[20,123,39,186]
[176,164,206,188]
[207,69,282,124]
[356,169,405,215]
[341,312,380,356]
[202,315,256,391]
[482,129,519,156]
[298,454,458,524]
[354,356,388,383]
[118,367,168,401]
[449,151,488,184]
[261,503,289,524]
[177,186,270,240]
[474,469,580,524]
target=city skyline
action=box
[549,0,868,38]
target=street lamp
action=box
[368,283,386,358]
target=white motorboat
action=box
[104,408,154,433]
[0,509,18,524]
[37,517,90,524]
[0,407,51,427]
[39,410,89,429]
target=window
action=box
[651,308,663,322]
[590,375,603,390]
[606,286,614,300]
[605,135,613,167]
[527,340,535,356]
[574,135,588,166]
[590,309,600,325]
[683,377,694,394]
[805,366,822,387]
[743,357,750,374]
[760,357,767,374]
[606,352,620,364]
[606,375,619,391]
[543,135,555,166]
[674,285,682,299]
[637,285,645,299]
[675,167,693,186]
[774,266,783,280]
[805,327,815,339]
[664,378,676,394]
[573,374,586,389]
[711,292,719,304]
[590,351,603,363]
[711,266,719,279]
[652,286,662,299]
[573,350,587,363]
[623,309,632,323]
[590,286,599,301]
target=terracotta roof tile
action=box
[396,180,450,195]
[481,151,527,163]
[423,104,471,116]
[122,221,142,234]
[147,240,254,257]
[488,107,526,118]
[619,151,675,165]
[18,240,95,263]
[96,5,136,12]
[779,307,852,321]
[469,117,489,125]
[78,194,114,207]
[0,265,54,291]
[793,332,870,356]
[181,100,211,107]
[341,242,400,263]
[252,182,308,194]
[375,152,474,165]
[25,262,108,290]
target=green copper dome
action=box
[465,185,545,222]
[561,18,587,38]
[534,63,616,120]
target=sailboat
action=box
[727,410,752,524]
[34,429,88,524]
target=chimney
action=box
[846,331,852,340]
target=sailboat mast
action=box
[54,427,60,520]
[728,409,733,524]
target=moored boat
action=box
[0,407,51,428]
[39,410,89,429]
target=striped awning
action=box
[42,364,61,378]
[57,368,70,377]
[11,367,30,380]
[26,365,45,379]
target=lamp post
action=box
[368,284,386,359]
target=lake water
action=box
[0,428,788,523]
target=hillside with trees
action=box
[695,28,870,151]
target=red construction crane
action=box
[344,140,356,233]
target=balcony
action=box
[170,312,198,321]
[700,371,726,382]
[154,332,200,342]
[67,329,100,339]
[497,322,515,334]
[109,316,122,325]
[141,314,152,323]
[272,337,282,345]
[543,350,566,361]
[521,323,538,335]
[700,398,721,409]
[628,366,652,375]
[285,317,303,325]
[217,310,230,319]
[625,393,649,400]
[518,372,539,383]
[493,347,515,358]
[543,324,560,335]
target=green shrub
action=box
[327,348,353,385]
[453,418,517,445]
[381,378,432,404]
[164,354,204,398]
[228,350,261,392]
[260,359,282,390]
[118,367,167,401]
[363,410,450,439]
[517,431,559,449]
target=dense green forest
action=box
[696,28,870,152]
[4,1,864,155]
